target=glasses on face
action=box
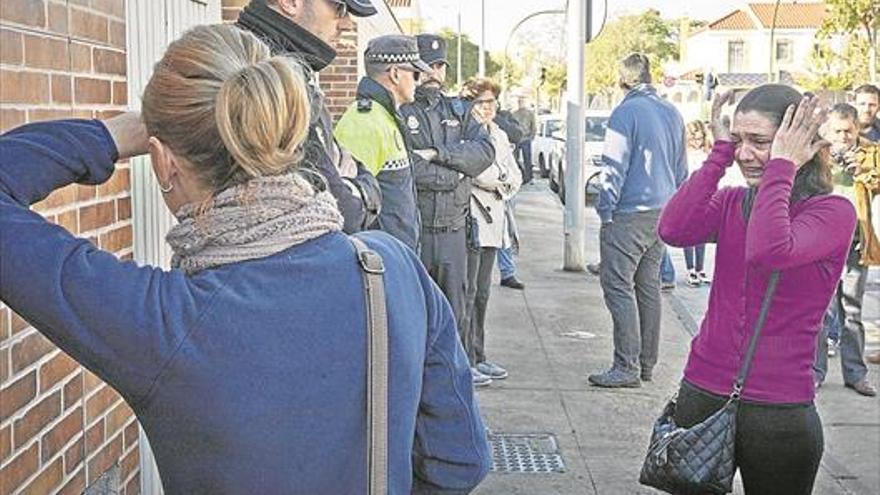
[474,97,497,107]
[325,0,348,19]
[389,66,420,82]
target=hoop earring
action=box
[159,181,174,194]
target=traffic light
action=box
[540,67,547,85]
[695,72,704,85]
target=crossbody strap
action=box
[731,271,780,399]
[350,236,388,495]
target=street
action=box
[472,179,880,494]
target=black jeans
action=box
[674,380,823,495]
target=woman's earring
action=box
[159,181,174,194]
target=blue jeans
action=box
[497,246,516,279]
[814,256,869,385]
[684,245,705,272]
[660,249,675,284]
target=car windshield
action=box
[585,117,608,142]
[545,120,564,136]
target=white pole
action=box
[563,0,586,271]
[478,0,486,76]
[457,0,463,86]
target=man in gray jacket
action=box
[588,53,687,388]
[399,34,495,385]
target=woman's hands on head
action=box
[770,97,829,168]
[710,90,735,143]
[103,112,149,160]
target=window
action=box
[687,90,699,103]
[776,40,793,64]
[672,92,683,103]
[728,40,745,72]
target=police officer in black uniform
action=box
[399,34,495,384]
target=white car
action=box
[531,114,565,179]
[548,110,610,205]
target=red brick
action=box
[92,0,125,19]
[79,199,115,232]
[86,384,119,423]
[0,346,8,384]
[64,436,84,474]
[11,331,55,374]
[94,47,125,75]
[109,19,125,48]
[0,425,11,463]
[123,420,138,449]
[0,108,26,133]
[21,457,64,494]
[84,369,102,394]
[10,311,30,335]
[52,73,72,104]
[98,168,130,197]
[39,351,78,393]
[125,472,141,495]
[0,371,36,421]
[55,209,79,233]
[100,225,132,253]
[77,183,96,201]
[120,445,139,479]
[0,0,47,28]
[95,109,123,120]
[0,69,50,104]
[74,77,111,105]
[13,390,61,447]
[40,183,77,210]
[0,29,23,65]
[117,197,132,221]
[112,80,127,105]
[87,432,122,482]
[41,406,83,462]
[105,401,133,437]
[71,42,91,72]
[85,416,104,453]
[58,467,85,495]
[48,1,69,35]
[28,108,74,122]
[23,33,70,70]
[70,7,108,44]
[0,307,7,343]
[63,370,83,410]
[0,442,38,495]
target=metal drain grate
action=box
[488,433,566,473]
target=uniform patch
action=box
[441,119,460,128]
[407,115,420,130]
[432,40,440,50]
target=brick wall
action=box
[0,1,140,494]
[220,0,361,121]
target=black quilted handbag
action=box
[639,271,779,494]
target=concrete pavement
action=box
[471,180,880,494]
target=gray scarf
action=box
[166,173,343,275]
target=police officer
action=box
[334,35,429,250]
[399,34,495,385]
[236,0,382,234]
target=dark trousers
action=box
[420,228,468,345]
[684,244,706,272]
[464,246,498,365]
[674,380,823,495]
[515,140,533,184]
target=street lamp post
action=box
[563,0,586,271]
[767,0,783,83]
[478,0,486,76]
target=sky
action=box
[419,0,746,53]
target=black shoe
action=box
[586,263,601,276]
[500,276,525,290]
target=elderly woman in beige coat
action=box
[461,78,522,386]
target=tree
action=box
[802,36,872,91]
[438,29,500,90]
[819,0,880,84]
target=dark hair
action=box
[735,84,832,203]
[460,77,501,100]
[829,103,858,122]
[854,84,880,99]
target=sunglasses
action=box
[390,66,421,81]
[326,0,347,19]
[474,97,498,107]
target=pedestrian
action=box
[813,103,880,396]
[660,249,676,291]
[588,53,688,388]
[399,33,496,388]
[658,85,855,494]
[460,77,523,385]
[334,35,430,251]
[683,119,712,287]
[854,84,880,142]
[512,96,537,184]
[493,106,527,290]
[0,25,491,493]
[236,0,382,234]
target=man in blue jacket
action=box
[589,53,688,388]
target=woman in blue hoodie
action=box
[0,24,489,494]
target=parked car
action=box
[532,114,564,179]
[548,110,610,205]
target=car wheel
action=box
[585,170,601,206]
[548,159,559,193]
[539,154,550,178]
[558,162,566,205]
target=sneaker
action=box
[476,361,508,379]
[661,281,675,292]
[845,378,877,397]
[586,263,601,276]
[827,338,839,358]
[588,368,641,388]
[471,367,492,388]
[698,272,712,285]
[686,270,701,288]
[500,276,525,290]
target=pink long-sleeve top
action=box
[658,141,857,403]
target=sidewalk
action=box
[472,181,880,494]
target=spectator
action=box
[399,34,496,388]
[660,250,676,291]
[512,96,537,184]
[659,85,854,494]
[588,53,688,388]
[813,103,880,397]
[335,35,430,251]
[0,25,491,493]
[684,120,713,287]
[460,77,522,385]
[854,84,880,142]
[236,0,382,234]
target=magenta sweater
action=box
[658,141,857,403]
